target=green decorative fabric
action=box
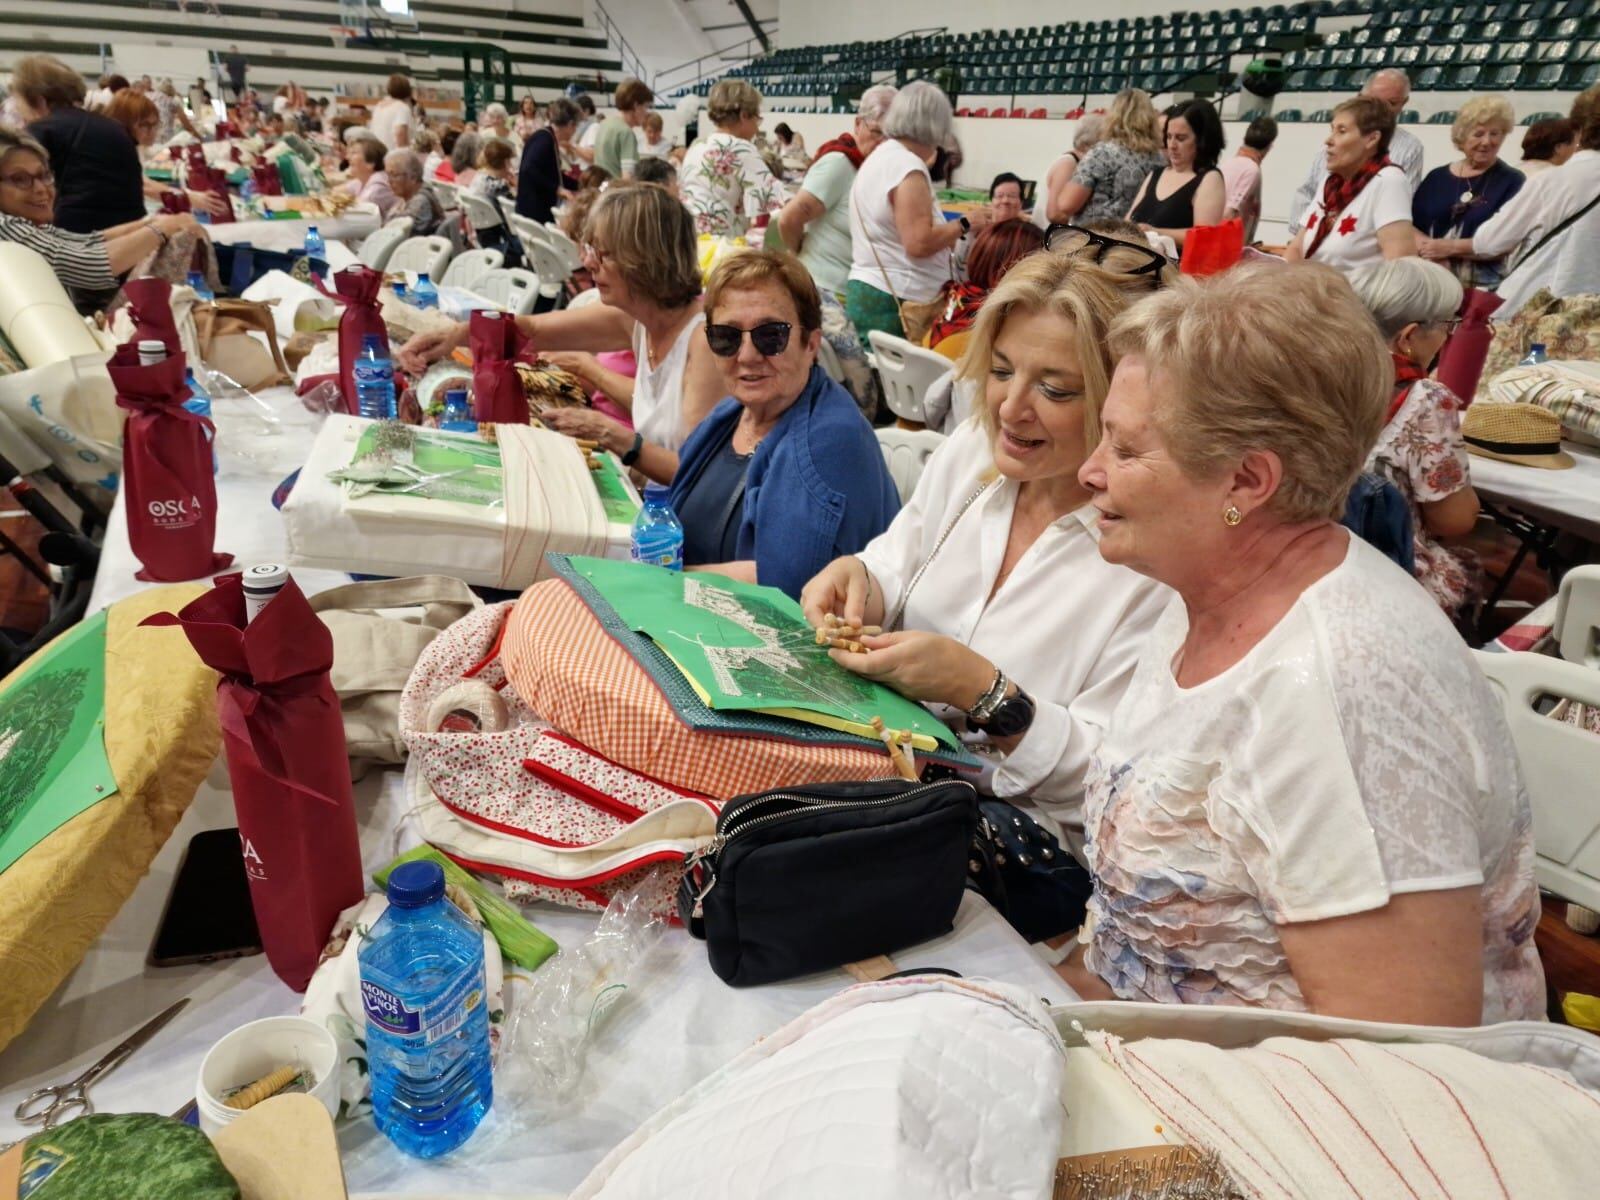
[18,1114,240,1199]
[845,278,905,343]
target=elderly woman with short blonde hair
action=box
[679,78,787,238]
[1414,94,1525,287]
[1060,263,1543,1026]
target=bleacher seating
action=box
[0,0,621,102]
[676,0,1597,121]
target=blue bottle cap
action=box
[444,388,468,407]
[362,333,387,353]
[386,860,445,908]
[642,483,671,503]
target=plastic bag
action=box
[496,872,673,1111]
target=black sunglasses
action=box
[1043,223,1171,282]
[705,321,793,357]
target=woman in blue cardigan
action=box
[669,250,900,598]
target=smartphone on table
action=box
[148,828,263,967]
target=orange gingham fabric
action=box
[503,579,894,800]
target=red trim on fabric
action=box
[438,846,687,888]
[1331,1043,1449,1198]
[538,729,715,802]
[522,756,646,821]
[1264,1078,1363,1198]
[462,611,510,681]
[434,792,596,848]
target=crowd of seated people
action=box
[8,26,1600,1030]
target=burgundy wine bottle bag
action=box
[1436,287,1503,406]
[470,309,532,424]
[122,278,183,355]
[323,266,389,416]
[107,343,232,582]
[142,574,364,991]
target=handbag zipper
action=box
[684,782,961,899]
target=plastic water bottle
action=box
[413,272,439,311]
[1520,342,1549,366]
[392,279,410,304]
[353,333,398,421]
[630,483,684,571]
[358,860,493,1159]
[183,368,219,474]
[303,224,326,261]
[186,270,214,302]
[439,387,476,432]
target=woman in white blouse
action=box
[844,80,992,343]
[1063,263,1543,1025]
[679,79,785,240]
[800,236,1173,942]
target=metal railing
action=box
[589,0,650,86]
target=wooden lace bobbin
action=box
[869,716,918,782]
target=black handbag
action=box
[678,778,980,987]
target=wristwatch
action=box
[621,431,645,466]
[966,669,1036,738]
[958,215,972,235]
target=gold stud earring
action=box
[1223,505,1243,527]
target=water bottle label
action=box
[362,965,483,1044]
[362,980,421,1035]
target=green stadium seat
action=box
[1307,108,1334,122]
[1522,62,1567,89]
[1399,108,1420,123]
[1427,110,1457,124]
[1274,107,1303,120]
[1520,110,1563,125]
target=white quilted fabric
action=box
[570,977,1065,1200]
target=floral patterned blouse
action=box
[1081,535,1545,1024]
[680,130,786,238]
[1366,376,1477,614]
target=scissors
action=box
[15,999,189,1130]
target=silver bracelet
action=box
[967,668,1009,724]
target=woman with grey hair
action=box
[679,78,787,238]
[776,83,898,410]
[845,80,993,343]
[450,130,482,189]
[480,101,519,154]
[1041,113,1105,226]
[1348,257,1480,614]
[385,148,445,236]
[1413,95,1524,289]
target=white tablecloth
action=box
[206,205,381,255]
[13,393,1077,1195]
[1470,440,1600,542]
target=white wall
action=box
[776,0,1194,47]
[587,0,715,85]
[768,110,1532,241]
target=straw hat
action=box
[1462,402,1575,470]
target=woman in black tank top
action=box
[1126,98,1227,249]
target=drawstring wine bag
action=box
[322,267,389,416]
[192,164,237,223]
[251,162,283,196]
[469,310,533,424]
[1436,287,1503,406]
[159,191,191,214]
[141,573,365,991]
[106,341,232,582]
[122,278,184,355]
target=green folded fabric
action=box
[16,1113,240,1199]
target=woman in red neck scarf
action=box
[1287,96,1417,273]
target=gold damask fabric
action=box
[0,586,219,1051]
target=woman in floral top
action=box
[1350,258,1482,615]
[1052,88,1167,226]
[680,78,785,239]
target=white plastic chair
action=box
[1475,649,1600,911]
[475,267,541,316]
[385,235,453,281]
[1554,565,1600,668]
[431,179,460,210]
[440,247,503,292]
[868,330,957,426]
[542,222,584,273]
[458,192,503,233]
[874,426,947,504]
[509,216,568,301]
[495,195,518,228]
[357,217,414,272]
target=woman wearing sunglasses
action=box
[396,184,725,485]
[798,234,1174,944]
[1348,257,1481,617]
[667,251,899,598]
